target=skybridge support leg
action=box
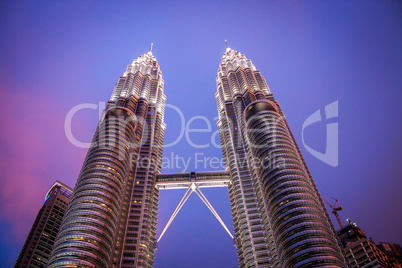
[194,184,234,239]
[157,185,193,243]
[156,183,234,244]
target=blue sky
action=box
[0,1,401,267]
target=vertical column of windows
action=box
[132,73,144,98]
[119,98,149,267]
[121,73,134,98]
[228,72,240,95]
[140,76,151,99]
[120,58,165,268]
[233,95,273,267]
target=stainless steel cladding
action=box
[48,51,166,268]
[244,100,346,267]
[215,47,347,267]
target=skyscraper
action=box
[338,223,400,267]
[215,45,347,267]
[45,45,347,267]
[14,181,73,268]
[48,48,166,268]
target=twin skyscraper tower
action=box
[47,46,347,267]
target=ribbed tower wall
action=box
[244,100,347,267]
[48,51,166,268]
[215,47,347,267]
[48,107,137,267]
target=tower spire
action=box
[148,43,153,55]
[225,40,231,52]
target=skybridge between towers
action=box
[156,170,231,189]
[154,171,235,248]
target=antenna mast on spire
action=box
[225,40,231,52]
[148,43,153,54]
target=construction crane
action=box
[322,195,344,229]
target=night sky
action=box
[1,1,401,267]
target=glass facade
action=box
[48,51,166,268]
[14,181,72,268]
[215,48,347,267]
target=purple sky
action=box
[1,1,401,267]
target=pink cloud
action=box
[0,89,87,240]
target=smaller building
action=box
[14,181,73,268]
[338,222,400,268]
[378,242,402,267]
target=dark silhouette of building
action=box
[338,221,400,267]
[378,242,402,267]
[14,181,72,268]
